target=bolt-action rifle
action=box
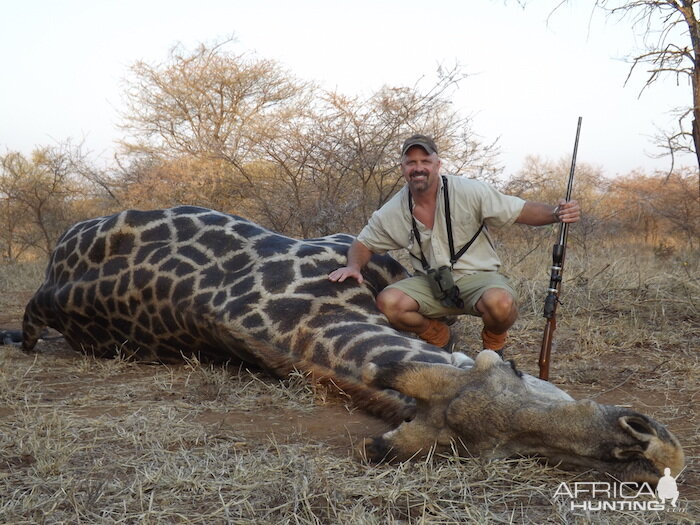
[538,117,582,381]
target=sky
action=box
[1,0,696,178]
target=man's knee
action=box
[377,288,414,319]
[478,288,517,321]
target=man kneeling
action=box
[329,134,580,355]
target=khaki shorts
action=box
[385,271,516,318]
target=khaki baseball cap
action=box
[401,134,438,156]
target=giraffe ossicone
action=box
[21,206,684,483]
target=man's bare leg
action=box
[376,288,450,347]
[475,288,517,351]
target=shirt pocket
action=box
[452,213,482,248]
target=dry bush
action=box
[0,260,44,315]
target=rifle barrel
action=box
[558,116,582,248]
[538,116,582,381]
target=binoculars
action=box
[426,266,464,309]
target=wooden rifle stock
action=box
[538,117,582,381]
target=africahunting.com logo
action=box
[553,468,681,512]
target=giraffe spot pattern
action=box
[22,206,442,372]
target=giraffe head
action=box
[361,350,685,484]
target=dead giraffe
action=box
[20,206,684,483]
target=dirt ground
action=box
[1,291,699,521]
[0,337,390,448]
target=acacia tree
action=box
[0,144,90,257]
[119,41,500,236]
[310,70,500,221]
[607,168,700,247]
[502,156,610,255]
[590,2,700,188]
[0,154,33,260]
[120,40,309,161]
[251,69,501,236]
[119,40,328,234]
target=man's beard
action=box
[408,171,431,193]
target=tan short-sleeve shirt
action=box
[357,175,525,276]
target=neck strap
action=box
[408,175,484,270]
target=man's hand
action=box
[328,266,364,284]
[555,199,581,223]
[328,239,373,284]
[516,199,582,226]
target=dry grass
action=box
[0,260,44,312]
[1,240,699,524]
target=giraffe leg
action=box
[21,296,47,352]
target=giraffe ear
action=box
[363,362,466,401]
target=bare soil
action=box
[1,284,698,522]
